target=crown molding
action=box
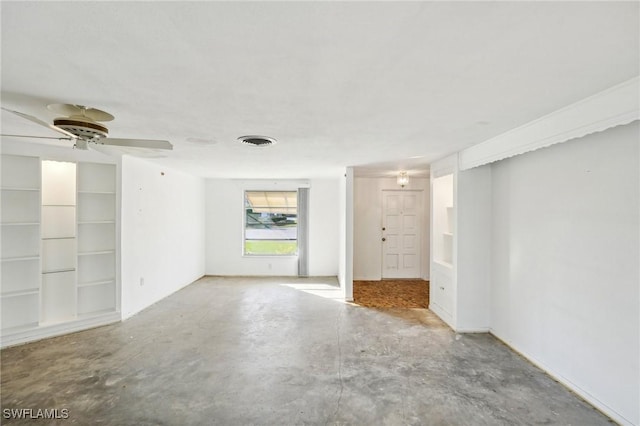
[430,153,459,178]
[459,76,640,170]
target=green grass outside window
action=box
[245,240,297,255]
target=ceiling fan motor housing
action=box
[53,116,108,139]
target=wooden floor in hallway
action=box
[353,279,429,308]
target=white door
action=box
[382,190,421,279]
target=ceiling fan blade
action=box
[0,133,73,140]
[1,107,77,139]
[89,143,168,158]
[87,143,120,157]
[98,138,173,150]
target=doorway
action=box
[381,190,422,279]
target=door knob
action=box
[382,227,386,231]
[382,238,386,242]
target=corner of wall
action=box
[120,157,206,318]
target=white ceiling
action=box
[1,2,638,179]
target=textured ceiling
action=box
[1,2,638,178]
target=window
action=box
[244,191,297,255]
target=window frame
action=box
[242,190,299,257]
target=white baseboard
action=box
[429,302,455,329]
[455,327,490,333]
[489,329,636,426]
[1,311,121,348]
[122,274,205,320]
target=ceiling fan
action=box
[1,103,172,152]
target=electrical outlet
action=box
[140,277,145,286]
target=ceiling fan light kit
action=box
[1,103,173,154]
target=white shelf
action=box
[1,258,40,294]
[78,190,116,195]
[2,227,41,258]
[446,206,454,235]
[41,271,76,324]
[78,279,115,288]
[434,259,453,269]
[78,222,115,253]
[0,220,40,253]
[77,163,116,193]
[78,280,116,288]
[78,308,117,319]
[42,206,76,238]
[78,250,115,256]
[78,251,115,284]
[78,220,115,225]
[78,282,115,315]
[2,154,40,189]
[1,289,39,298]
[1,255,39,262]
[42,268,76,274]
[1,222,39,226]
[77,193,115,223]
[1,291,39,330]
[2,190,40,224]
[1,187,39,192]
[42,236,76,274]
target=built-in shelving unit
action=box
[433,174,454,268]
[441,206,454,266]
[1,154,119,347]
[1,155,41,333]
[430,170,455,322]
[430,153,492,332]
[76,162,117,317]
[41,160,77,325]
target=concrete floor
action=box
[1,276,611,425]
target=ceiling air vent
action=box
[238,135,277,147]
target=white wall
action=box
[489,122,639,426]
[205,178,340,277]
[120,156,206,319]
[309,179,341,276]
[354,176,430,281]
[456,166,492,331]
[338,168,354,300]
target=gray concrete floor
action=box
[1,276,612,425]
